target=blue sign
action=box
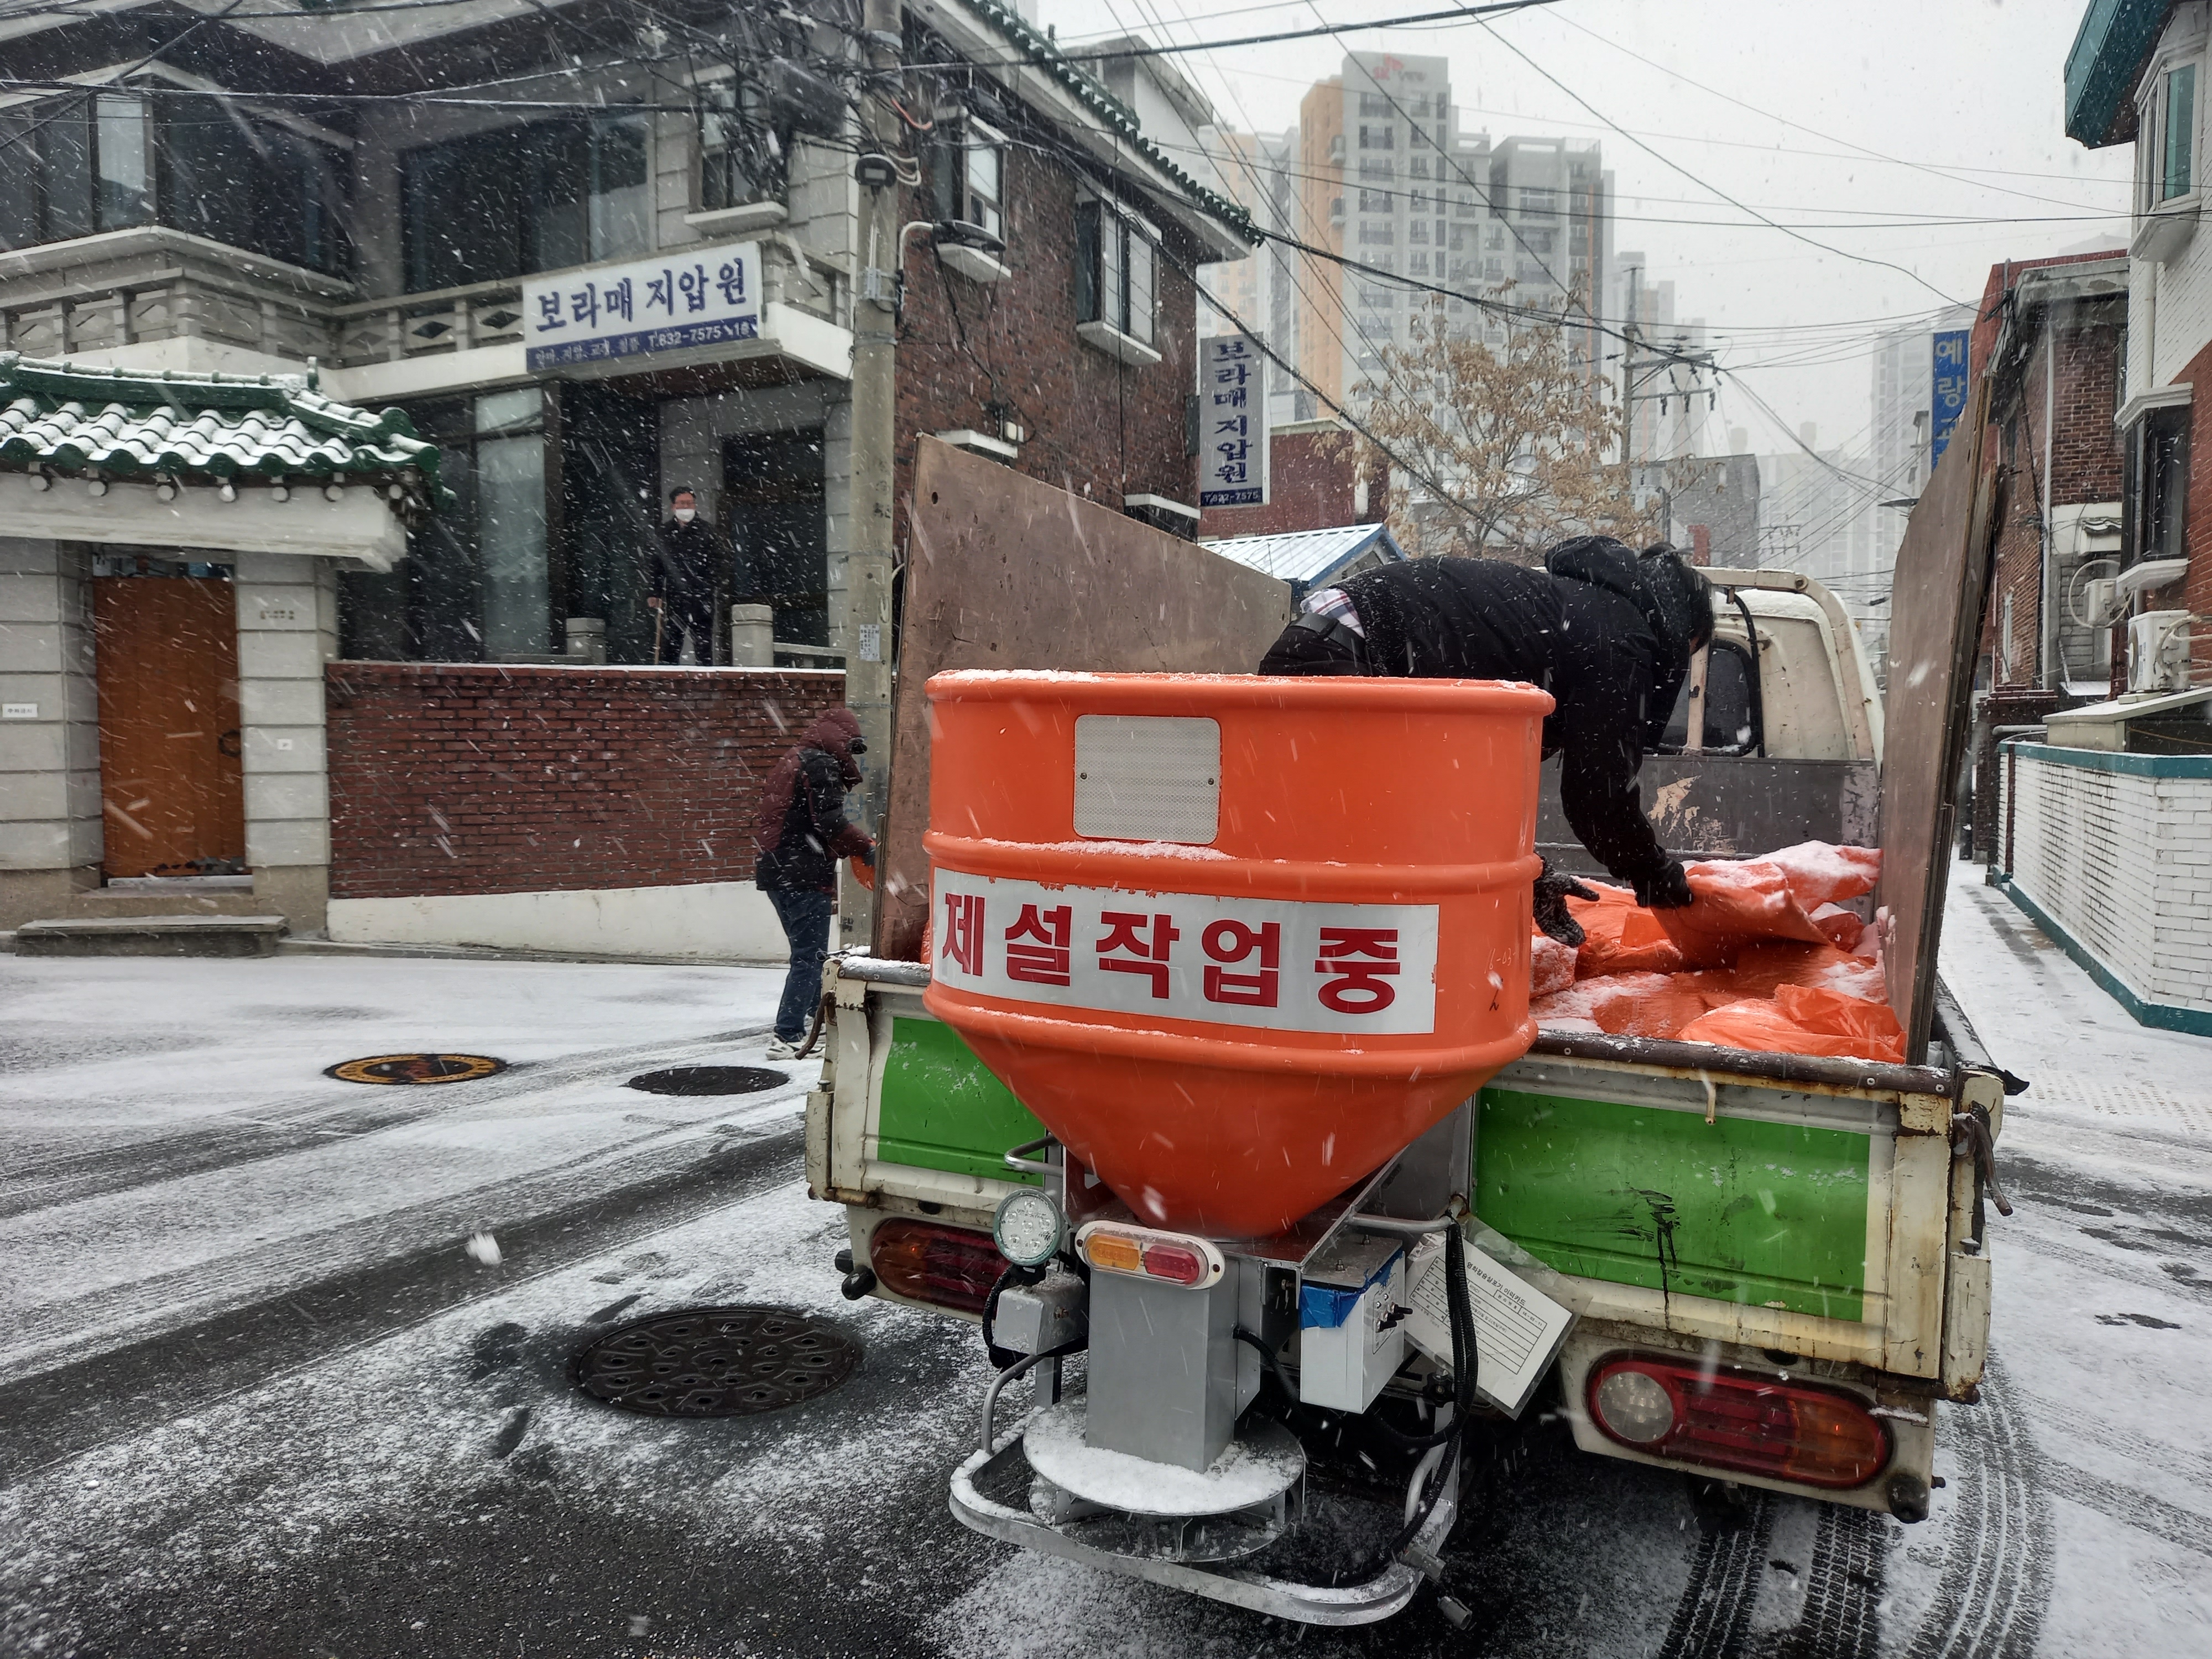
[1931,329,1970,472]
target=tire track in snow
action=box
[1657,1490,1773,1659]
[1767,1502,1887,1659]
[0,1121,808,1488]
[1901,1354,2052,1659]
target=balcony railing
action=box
[331,278,526,368]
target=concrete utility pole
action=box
[837,0,901,949]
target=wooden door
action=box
[93,577,246,878]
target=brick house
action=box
[1969,4,2212,1035]
[1962,250,2128,860]
[0,0,1251,952]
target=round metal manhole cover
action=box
[574,1306,860,1417]
[325,1053,508,1085]
[624,1065,787,1097]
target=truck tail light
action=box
[1075,1221,1225,1289]
[1586,1354,1891,1490]
[869,1218,1008,1314]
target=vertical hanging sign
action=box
[1929,329,1970,473]
[1198,334,1269,509]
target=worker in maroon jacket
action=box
[755,708,875,1058]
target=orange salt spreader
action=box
[920,669,1554,1239]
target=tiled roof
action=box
[0,353,448,511]
[957,0,1260,247]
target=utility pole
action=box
[839,0,900,950]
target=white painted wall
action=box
[327,879,794,961]
[2006,745,2212,1015]
[0,536,99,874]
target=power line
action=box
[1474,16,1967,310]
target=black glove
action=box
[1533,858,1599,947]
[1634,859,1694,910]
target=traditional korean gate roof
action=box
[0,353,448,518]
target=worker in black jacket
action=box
[755,707,875,1058]
[1256,538,1714,942]
[648,487,729,663]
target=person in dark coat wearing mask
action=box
[756,707,875,1058]
[1256,537,1714,943]
[648,487,728,663]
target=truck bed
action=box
[807,957,2002,1516]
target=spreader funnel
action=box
[921,671,1551,1238]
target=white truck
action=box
[801,566,2011,1624]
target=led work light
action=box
[992,1189,1066,1269]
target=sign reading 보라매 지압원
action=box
[523,242,761,372]
[1198,333,1269,509]
[929,869,1439,1035]
[1930,328,1970,472]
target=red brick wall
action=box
[895,139,1202,553]
[1978,308,2124,687]
[325,664,846,900]
[1197,425,1385,540]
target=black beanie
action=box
[1639,546,1715,658]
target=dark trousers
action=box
[766,887,834,1042]
[658,592,716,662]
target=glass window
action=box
[928,118,1004,239]
[95,94,152,231]
[402,116,650,292]
[343,392,549,662]
[2133,405,2189,565]
[701,76,786,210]
[2165,63,2196,200]
[1659,641,1761,753]
[0,91,345,271]
[1075,198,1156,345]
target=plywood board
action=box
[875,438,1293,959]
[1879,378,1997,1056]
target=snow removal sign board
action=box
[930,870,1439,1035]
[524,242,761,371]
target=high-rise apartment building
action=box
[1213,52,1612,414]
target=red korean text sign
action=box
[931,870,1441,1036]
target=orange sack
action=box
[1566,883,1686,977]
[1676,982,1905,1063]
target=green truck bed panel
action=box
[877,1016,1045,1185]
[1475,1086,1871,1323]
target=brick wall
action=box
[325,663,845,900]
[1197,424,1384,539]
[2004,743,2212,1018]
[1979,296,2124,688]
[895,138,1201,554]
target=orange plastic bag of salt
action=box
[1656,842,1882,971]
[1566,883,1686,976]
[1676,982,1905,1062]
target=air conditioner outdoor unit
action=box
[2128,609,2193,694]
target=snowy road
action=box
[1,877,2208,1658]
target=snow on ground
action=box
[1,868,2209,1657]
[1911,868,2212,1653]
[0,954,792,1372]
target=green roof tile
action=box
[0,353,451,511]
[957,0,1259,246]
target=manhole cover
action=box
[325,1053,508,1085]
[573,1306,860,1417]
[625,1066,787,1097]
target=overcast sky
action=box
[1034,0,2136,464]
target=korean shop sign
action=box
[523,242,761,372]
[930,870,1439,1036]
[1198,333,1269,509]
[1930,328,1970,472]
